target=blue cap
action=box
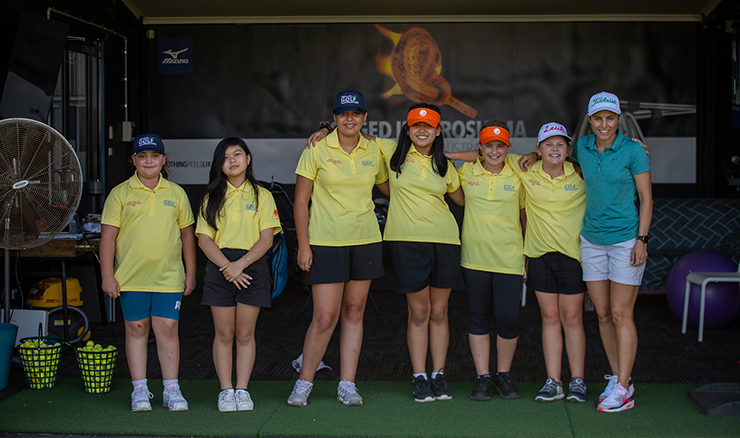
[133,133,165,155]
[333,90,366,115]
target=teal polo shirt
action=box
[572,131,650,245]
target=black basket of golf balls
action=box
[76,341,118,394]
[17,336,64,390]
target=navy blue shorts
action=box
[389,241,462,293]
[307,242,385,285]
[201,248,272,308]
[527,252,586,295]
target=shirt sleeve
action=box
[375,138,397,163]
[194,197,216,239]
[295,142,319,181]
[258,189,282,235]
[445,163,461,193]
[374,148,389,184]
[100,188,123,228]
[506,153,524,177]
[630,142,651,175]
[176,188,195,229]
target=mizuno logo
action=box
[163,48,189,59]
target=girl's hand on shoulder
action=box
[305,128,329,149]
[518,152,538,172]
[633,138,649,157]
[101,276,120,298]
[297,245,312,272]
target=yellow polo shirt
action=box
[195,182,281,249]
[458,159,525,274]
[295,131,388,246]
[507,156,586,261]
[376,138,461,245]
[101,173,194,292]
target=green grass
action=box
[1,379,739,437]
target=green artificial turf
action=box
[1,379,739,437]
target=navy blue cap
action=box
[333,90,366,115]
[133,133,165,155]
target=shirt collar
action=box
[408,144,431,159]
[129,172,168,190]
[472,157,514,176]
[586,130,627,152]
[226,180,253,196]
[325,130,369,151]
[534,160,576,178]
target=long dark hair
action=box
[200,137,260,231]
[390,103,448,177]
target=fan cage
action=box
[0,118,83,250]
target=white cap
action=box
[537,122,572,144]
[587,91,621,116]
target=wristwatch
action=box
[636,235,650,244]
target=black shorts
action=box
[201,248,272,308]
[307,242,385,285]
[389,241,462,294]
[527,252,587,295]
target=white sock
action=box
[132,379,147,389]
[431,372,443,379]
[413,373,428,380]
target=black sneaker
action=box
[470,376,493,401]
[430,374,452,400]
[493,372,520,399]
[412,376,435,402]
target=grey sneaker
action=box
[288,379,313,406]
[235,389,254,411]
[567,377,587,403]
[337,380,363,406]
[132,385,154,412]
[596,374,619,405]
[535,378,564,402]
[162,384,189,411]
[218,388,237,412]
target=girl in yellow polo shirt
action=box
[289,90,389,407]
[100,133,196,413]
[377,104,464,402]
[510,123,587,403]
[455,122,525,402]
[196,137,281,412]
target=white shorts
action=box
[580,235,646,286]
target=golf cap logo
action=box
[591,97,617,107]
[419,110,427,116]
[139,137,157,147]
[341,95,359,105]
[493,128,501,134]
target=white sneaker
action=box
[337,380,363,406]
[131,385,154,412]
[287,379,313,406]
[598,374,619,403]
[163,384,189,411]
[597,383,635,412]
[218,388,237,412]
[235,389,254,411]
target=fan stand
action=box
[3,249,9,325]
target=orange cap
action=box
[407,108,441,127]
[479,126,510,146]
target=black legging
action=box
[463,268,521,339]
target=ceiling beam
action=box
[142,14,702,25]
